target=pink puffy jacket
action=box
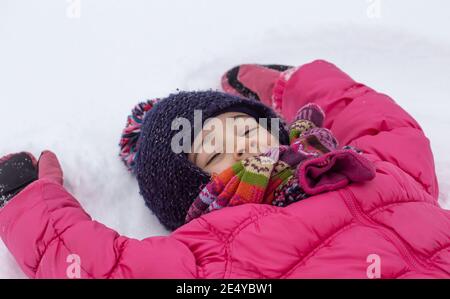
[1,60,449,278]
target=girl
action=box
[1,60,449,278]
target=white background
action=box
[1,0,449,278]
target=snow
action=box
[1,0,449,278]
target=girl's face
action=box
[188,111,279,175]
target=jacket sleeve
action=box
[0,178,197,278]
[279,59,438,200]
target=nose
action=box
[233,139,259,161]
[232,150,245,161]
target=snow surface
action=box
[1,0,449,278]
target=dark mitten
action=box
[0,152,38,208]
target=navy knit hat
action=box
[120,90,289,231]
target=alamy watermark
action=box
[366,254,381,278]
[366,0,382,19]
[66,0,81,19]
[66,253,81,278]
[170,111,281,155]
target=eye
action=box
[206,153,220,166]
[244,127,257,136]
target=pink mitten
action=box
[297,149,375,195]
[37,150,64,185]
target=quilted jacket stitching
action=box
[39,181,95,278]
[280,221,356,278]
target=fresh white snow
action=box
[1,0,449,278]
